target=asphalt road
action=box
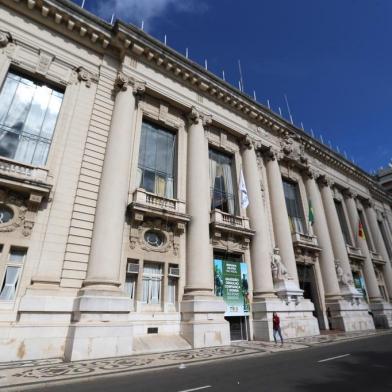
[41,334,392,392]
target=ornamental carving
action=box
[36,50,54,76]
[76,66,98,88]
[115,73,146,97]
[279,131,308,166]
[187,106,212,127]
[0,31,12,48]
[211,231,250,251]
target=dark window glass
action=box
[378,220,392,259]
[0,72,63,166]
[209,148,237,215]
[335,200,352,245]
[138,121,176,198]
[283,180,306,234]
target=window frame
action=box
[141,262,163,305]
[0,69,65,168]
[334,199,353,246]
[282,178,307,234]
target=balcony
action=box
[129,188,190,224]
[371,251,385,265]
[291,231,321,253]
[0,156,51,195]
[210,209,254,236]
[346,245,365,262]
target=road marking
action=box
[177,386,212,392]
[318,354,351,363]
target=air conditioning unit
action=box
[127,262,139,274]
[168,267,180,277]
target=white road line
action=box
[177,386,212,392]
[318,354,351,363]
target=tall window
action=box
[209,148,237,215]
[358,210,373,251]
[0,72,63,166]
[283,180,306,234]
[335,200,352,245]
[138,121,176,198]
[168,278,177,305]
[142,263,162,305]
[378,220,392,259]
[0,247,27,301]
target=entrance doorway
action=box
[297,264,324,329]
[225,316,249,341]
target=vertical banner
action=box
[214,259,250,316]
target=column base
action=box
[180,295,230,348]
[326,298,375,332]
[64,289,133,361]
[252,296,320,341]
[370,301,392,329]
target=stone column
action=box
[265,150,299,284]
[364,202,392,300]
[344,195,383,303]
[83,74,144,290]
[241,137,275,299]
[304,172,341,300]
[65,74,144,361]
[318,177,358,298]
[181,107,229,348]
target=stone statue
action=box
[335,260,351,286]
[271,247,289,282]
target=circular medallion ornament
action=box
[0,205,14,224]
[144,230,164,247]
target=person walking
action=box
[273,312,284,345]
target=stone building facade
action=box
[0,0,392,362]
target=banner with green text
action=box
[214,259,250,316]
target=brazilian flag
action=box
[308,199,315,225]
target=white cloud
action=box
[96,0,207,29]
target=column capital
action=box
[317,174,334,188]
[342,188,358,199]
[261,145,282,161]
[115,73,146,97]
[302,166,320,180]
[76,67,98,88]
[0,31,12,48]
[363,198,376,209]
[187,106,212,127]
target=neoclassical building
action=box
[0,0,392,362]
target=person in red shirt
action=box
[272,312,284,345]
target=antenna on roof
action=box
[310,129,315,138]
[344,150,348,159]
[284,94,294,124]
[222,70,226,81]
[110,13,115,25]
[185,48,189,59]
[320,134,324,144]
[253,90,257,101]
[81,0,86,8]
[164,34,167,45]
[267,99,271,109]
[336,145,340,153]
[238,60,244,92]
[205,59,208,70]
[141,20,144,30]
[300,122,304,130]
[278,107,282,116]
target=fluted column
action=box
[319,177,356,294]
[344,195,383,302]
[184,107,213,296]
[304,172,341,300]
[241,137,275,298]
[84,74,145,290]
[364,202,392,300]
[265,150,299,283]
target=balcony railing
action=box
[132,188,186,215]
[371,251,385,264]
[210,209,251,230]
[0,155,50,189]
[346,245,365,260]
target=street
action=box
[41,334,392,392]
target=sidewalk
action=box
[1,329,390,391]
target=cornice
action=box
[3,0,392,205]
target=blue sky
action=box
[73,0,392,174]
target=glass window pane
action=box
[0,266,21,300]
[9,248,26,263]
[0,72,63,165]
[283,180,306,234]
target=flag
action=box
[358,221,366,240]
[308,199,314,225]
[239,170,249,209]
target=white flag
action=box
[239,170,249,209]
